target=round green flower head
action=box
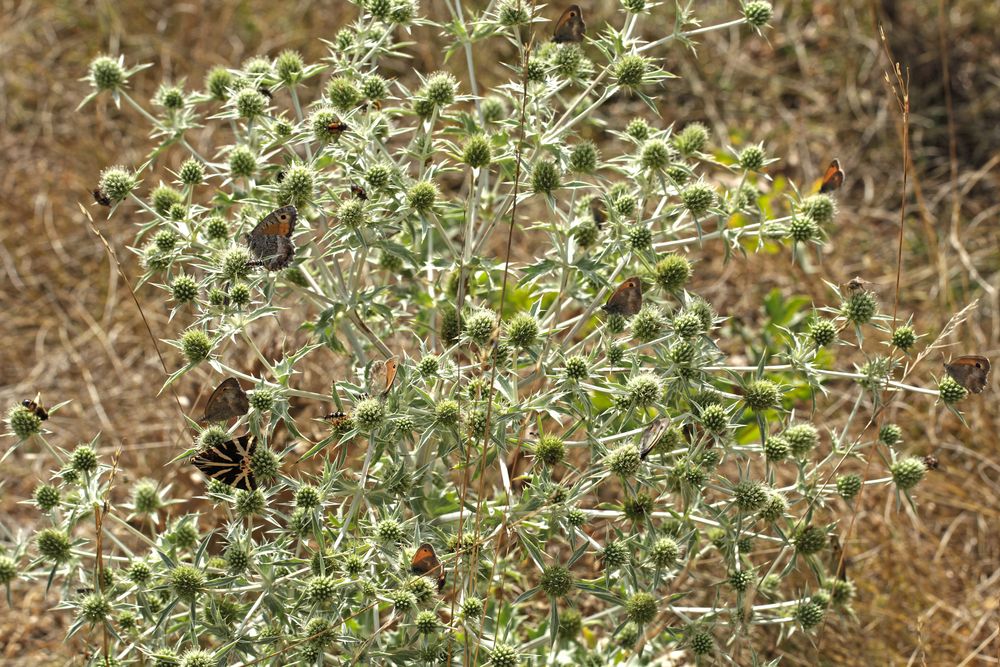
[506,313,539,348]
[788,215,819,243]
[99,166,138,203]
[762,435,789,462]
[626,117,651,141]
[553,43,584,78]
[279,164,314,207]
[307,574,335,603]
[535,434,565,466]
[744,1,774,28]
[151,185,183,216]
[564,355,588,381]
[8,405,42,440]
[464,309,496,346]
[499,0,530,26]
[891,325,917,351]
[416,354,439,377]
[71,444,98,474]
[674,122,709,156]
[169,522,198,550]
[557,608,582,639]
[180,329,212,364]
[616,622,639,648]
[793,525,827,555]
[407,180,438,213]
[626,591,658,624]
[672,311,702,338]
[628,224,653,251]
[540,564,573,598]
[362,74,388,101]
[569,141,599,173]
[234,87,267,119]
[784,423,819,458]
[460,595,483,619]
[649,536,679,568]
[275,50,304,84]
[733,480,767,512]
[375,517,403,543]
[228,145,257,179]
[744,379,780,412]
[829,579,856,605]
[171,275,198,304]
[326,76,360,111]
[488,643,520,667]
[36,528,72,563]
[462,134,492,168]
[531,160,561,195]
[728,569,754,592]
[391,589,417,612]
[689,629,713,655]
[125,561,152,588]
[879,423,902,446]
[414,610,439,634]
[891,457,926,491]
[424,71,458,107]
[131,479,161,514]
[353,398,383,430]
[0,555,21,585]
[338,199,367,228]
[78,592,111,624]
[90,55,125,92]
[842,290,878,325]
[310,108,347,143]
[801,194,836,224]
[625,373,662,407]
[249,447,280,486]
[836,473,862,500]
[154,230,178,252]
[631,305,664,341]
[234,489,266,517]
[572,219,599,247]
[180,650,214,667]
[169,564,205,599]
[655,253,692,290]
[481,96,506,123]
[758,491,787,522]
[795,600,824,630]
[566,507,586,527]
[368,0,393,19]
[225,545,250,574]
[177,159,204,187]
[205,66,233,100]
[681,182,716,215]
[615,54,648,88]
[640,138,671,171]
[938,375,967,404]
[809,317,837,347]
[607,444,642,478]
[34,483,61,512]
[739,144,766,171]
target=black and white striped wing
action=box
[191,433,257,490]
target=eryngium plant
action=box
[2,0,978,664]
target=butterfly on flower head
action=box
[200,377,249,423]
[246,205,297,271]
[601,276,642,318]
[411,543,446,592]
[553,5,585,43]
[944,355,991,394]
[366,356,399,399]
[639,417,671,460]
[22,398,49,420]
[190,433,257,491]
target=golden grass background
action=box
[0,0,998,664]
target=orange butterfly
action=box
[601,277,643,317]
[553,5,585,43]
[367,356,399,398]
[819,159,844,193]
[411,543,445,591]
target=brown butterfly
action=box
[411,543,446,592]
[200,377,249,422]
[602,276,643,317]
[367,356,399,398]
[819,159,844,194]
[639,417,672,460]
[247,205,297,271]
[92,188,111,207]
[944,355,991,394]
[22,399,49,420]
[553,5,585,43]
[350,184,368,201]
[191,433,257,491]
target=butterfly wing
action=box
[248,206,298,270]
[602,276,643,317]
[639,417,671,460]
[250,205,297,237]
[367,356,399,397]
[945,355,991,393]
[202,377,250,422]
[553,5,585,43]
[191,433,257,490]
[819,159,844,193]
[590,197,607,227]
